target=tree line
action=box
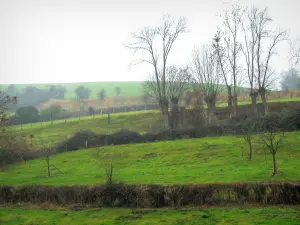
[126,5,300,129]
[2,84,122,110]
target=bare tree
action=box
[145,65,191,128]
[212,30,233,112]
[191,45,222,123]
[125,15,188,129]
[220,5,243,117]
[241,119,257,161]
[260,127,285,176]
[39,141,62,177]
[252,7,288,114]
[213,5,243,117]
[241,6,259,115]
[290,38,300,66]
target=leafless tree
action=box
[290,38,300,66]
[251,7,288,114]
[39,141,62,177]
[241,120,257,161]
[212,30,233,112]
[260,127,285,176]
[144,65,192,128]
[241,6,259,115]
[125,15,188,129]
[191,45,222,123]
[221,5,243,117]
[213,5,243,117]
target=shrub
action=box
[261,112,283,132]
[281,105,300,131]
[0,135,39,169]
[109,129,143,145]
[56,130,99,153]
[0,182,299,207]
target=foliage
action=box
[75,86,91,99]
[97,88,106,100]
[40,104,64,121]
[1,206,300,225]
[1,132,300,185]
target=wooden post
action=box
[85,141,88,148]
[108,112,111,125]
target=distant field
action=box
[0,81,145,99]
[13,110,163,144]
[1,206,299,225]
[1,131,299,185]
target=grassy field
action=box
[11,97,300,145]
[1,132,300,185]
[0,81,145,99]
[1,206,300,225]
[13,110,163,145]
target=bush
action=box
[1,182,299,207]
[0,135,39,169]
[141,133,157,142]
[56,130,99,153]
[281,105,300,131]
[109,130,143,145]
[261,112,283,132]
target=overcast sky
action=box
[0,0,299,84]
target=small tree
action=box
[115,86,121,96]
[260,122,285,176]
[97,88,106,100]
[75,85,91,99]
[241,119,257,161]
[39,141,62,177]
[92,144,116,185]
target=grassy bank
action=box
[1,132,300,185]
[1,206,299,225]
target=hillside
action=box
[13,111,163,144]
[1,132,299,185]
[0,81,145,99]
[1,206,299,225]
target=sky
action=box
[0,0,299,85]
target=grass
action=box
[0,81,145,99]
[1,131,300,185]
[12,97,300,145]
[12,110,163,145]
[1,206,299,225]
[215,97,300,107]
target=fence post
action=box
[85,140,88,148]
[108,112,111,125]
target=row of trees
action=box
[126,5,296,129]
[74,86,120,100]
[3,84,122,108]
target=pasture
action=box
[1,132,300,185]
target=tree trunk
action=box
[160,98,170,130]
[272,154,278,175]
[227,86,233,117]
[170,103,179,129]
[162,106,170,130]
[232,94,238,117]
[248,141,252,161]
[250,91,258,116]
[259,87,268,115]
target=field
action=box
[2,100,300,224]
[1,206,300,225]
[12,111,162,145]
[1,132,300,185]
[0,81,145,99]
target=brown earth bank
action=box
[1,182,299,208]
